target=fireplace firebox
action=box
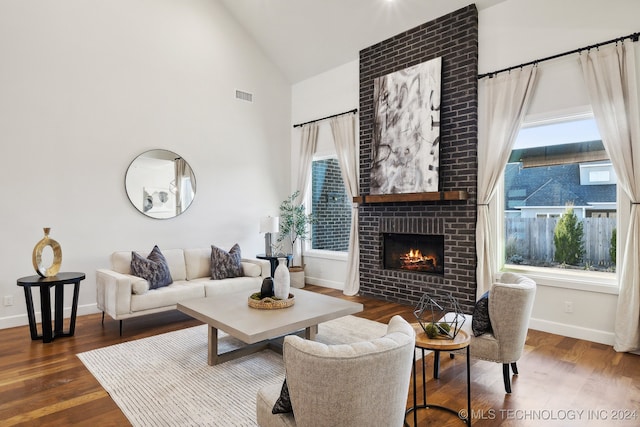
[383,233,444,275]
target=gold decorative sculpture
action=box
[32,228,62,277]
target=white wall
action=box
[291,60,359,289]
[292,0,640,345]
[0,0,291,329]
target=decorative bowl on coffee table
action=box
[248,292,295,309]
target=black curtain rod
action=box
[293,108,358,128]
[479,31,640,80]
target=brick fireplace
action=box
[382,218,445,276]
[358,5,478,312]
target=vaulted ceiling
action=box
[218,0,507,83]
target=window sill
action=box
[502,264,619,295]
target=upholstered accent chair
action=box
[256,315,416,427]
[437,273,536,393]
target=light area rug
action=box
[77,315,387,427]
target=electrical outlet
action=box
[3,295,14,306]
[564,301,573,313]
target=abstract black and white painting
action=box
[371,57,442,194]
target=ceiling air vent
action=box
[235,89,253,103]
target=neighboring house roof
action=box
[523,179,588,207]
[504,163,616,210]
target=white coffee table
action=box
[177,288,363,365]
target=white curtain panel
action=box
[580,41,640,352]
[295,123,319,204]
[476,66,538,299]
[293,122,318,265]
[330,114,360,296]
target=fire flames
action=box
[400,248,437,270]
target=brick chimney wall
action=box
[358,5,478,312]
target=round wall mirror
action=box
[125,149,196,219]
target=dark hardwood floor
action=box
[1,284,638,426]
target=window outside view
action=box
[311,157,352,252]
[311,157,351,252]
[504,117,617,273]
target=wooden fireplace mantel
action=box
[353,191,469,204]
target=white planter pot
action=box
[289,267,305,289]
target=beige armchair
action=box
[256,315,415,427]
[437,273,536,393]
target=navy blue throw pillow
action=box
[130,245,173,289]
[472,291,492,337]
[210,244,243,280]
[272,379,293,414]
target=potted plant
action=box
[277,191,316,288]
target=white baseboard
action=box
[0,303,100,330]
[304,275,344,290]
[529,317,615,346]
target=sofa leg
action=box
[511,362,519,375]
[503,363,512,393]
[101,312,105,325]
[119,320,123,337]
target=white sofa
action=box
[96,248,270,334]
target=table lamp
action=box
[259,216,279,256]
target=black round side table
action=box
[16,272,86,343]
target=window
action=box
[580,162,617,185]
[310,157,351,252]
[503,116,617,274]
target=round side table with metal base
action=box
[405,323,472,427]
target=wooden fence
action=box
[505,217,616,266]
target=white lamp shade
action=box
[259,216,279,234]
